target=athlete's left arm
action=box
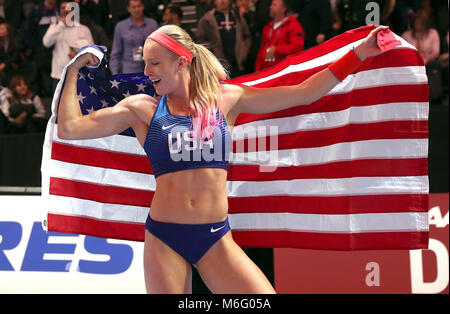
[228,26,387,115]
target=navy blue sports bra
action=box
[144,95,231,178]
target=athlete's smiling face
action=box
[143,39,181,95]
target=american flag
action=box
[41,26,429,250]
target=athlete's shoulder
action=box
[126,93,158,104]
[118,94,159,125]
[121,94,158,111]
[219,83,246,118]
[221,83,245,97]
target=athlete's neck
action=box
[167,81,191,116]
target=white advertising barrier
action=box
[0,196,146,293]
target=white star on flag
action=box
[89,85,97,95]
[77,92,86,103]
[136,83,146,92]
[100,99,109,108]
[110,80,120,89]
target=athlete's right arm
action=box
[57,53,147,140]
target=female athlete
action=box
[57,24,388,293]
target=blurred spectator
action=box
[21,1,41,19]
[441,31,449,69]
[255,0,304,71]
[0,75,47,134]
[106,0,129,36]
[23,0,60,98]
[235,0,255,29]
[72,0,112,54]
[253,0,271,33]
[163,3,194,38]
[427,0,448,50]
[0,0,23,30]
[245,0,270,72]
[380,0,396,28]
[402,9,442,103]
[235,0,257,73]
[0,84,10,134]
[43,1,94,91]
[402,9,440,65]
[330,0,343,36]
[0,22,21,86]
[196,0,251,78]
[196,0,215,20]
[390,0,423,35]
[106,1,166,35]
[110,0,158,75]
[147,0,173,24]
[291,0,333,49]
[334,0,373,32]
[107,0,163,35]
[440,31,449,105]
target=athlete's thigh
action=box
[144,230,192,294]
[195,232,275,294]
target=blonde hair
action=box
[149,25,227,140]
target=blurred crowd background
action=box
[0,0,448,136]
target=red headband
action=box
[147,31,193,63]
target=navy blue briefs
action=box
[145,215,231,265]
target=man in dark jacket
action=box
[22,0,60,97]
[291,0,333,50]
[196,0,251,78]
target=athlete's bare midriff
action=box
[149,167,229,224]
[135,86,240,225]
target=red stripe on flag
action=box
[228,194,428,214]
[233,120,428,152]
[49,149,428,186]
[231,230,429,250]
[235,84,429,125]
[51,142,153,174]
[49,176,427,215]
[47,213,145,242]
[228,158,428,181]
[47,213,429,249]
[50,177,153,207]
